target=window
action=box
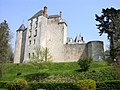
[29,53,30,59]
[29,30,32,38]
[29,40,31,45]
[30,20,32,30]
[35,18,38,28]
[34,29,37,37]
[33,39,35,44]
[32,53,34,58]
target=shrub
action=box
[29,46,52,70]
[7,78,28,90]
[28,79,96,90]
[28,82,78,90]
[77,79,96,90]
[25,72,49,82]
[0,81,7,89]
[96,80,120,90]
[78,57,93,71]
[105,57,114,65]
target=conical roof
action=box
[17,24,25,31]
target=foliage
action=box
[0,20,11,78]
[25,72,50,82]
[96,80,120,90]
[1,80,120,90]
[95,7,120,60]
[7,78,28,90]
[28,80,95,90]
[28,82,78,90]
[0,81,7,89]
[29,46,52,69]
[79,67,120,82]
[105,57,114,65]
[77,79,96,90]
[78,57,93,71]
[0,20,10,62]
[1,62,120,83]
[7,45,14,63]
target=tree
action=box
[78,57,93,71]
[0,20,11,78]
[29,46,52,69]
[95,7,120,61]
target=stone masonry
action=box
[14,6,104,63]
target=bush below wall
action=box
[96,80,120,90]
[1,80,120,90]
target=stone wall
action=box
[14,31,23,63]
[87,41,104,61]
[64,44,87,62]
[46,17,67,62]
[20,29,27,63]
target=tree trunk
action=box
[110,35,115,61]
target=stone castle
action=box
[14,6,104,63]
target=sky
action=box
[0,0,120,51]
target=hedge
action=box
[28,79,96,90]
[0,81,7,89]
[2,79,120,90]
[25,72,49,82]
[96,80,120,90]
[28,82,78,90]
[0,79,95,90]
[78,79,96,90]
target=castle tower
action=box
[87,41,104,61]
[23,6,68,62]
[14,24,26,63]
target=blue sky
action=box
[0,0,120,51]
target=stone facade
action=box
[87,41,104,61]
[14,6,104,63]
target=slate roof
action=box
[17,24,25,31]
[29,9,61,20]
[48,15,60,19]
[29,10,44,20]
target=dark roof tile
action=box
[29,10,44,20]
[17,24,25,31]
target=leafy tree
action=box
[7,44,14,63]
[29,46,52,69]
[95,7,120,60]
[78,57,93,71]
[0,20,11,78]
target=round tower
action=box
[87,41,104,61]
[14,24,25,63]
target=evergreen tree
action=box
[0,20,11,78]
[95,7,120,61]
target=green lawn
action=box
[1,61,119,82]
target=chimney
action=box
[60,11,62,17]
[43,6,47,17]
[81,37,83,41]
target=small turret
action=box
[74,34,84,44]
[17,23,25,31]
[14,23,26,63]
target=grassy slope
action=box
[1,61,115,82]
